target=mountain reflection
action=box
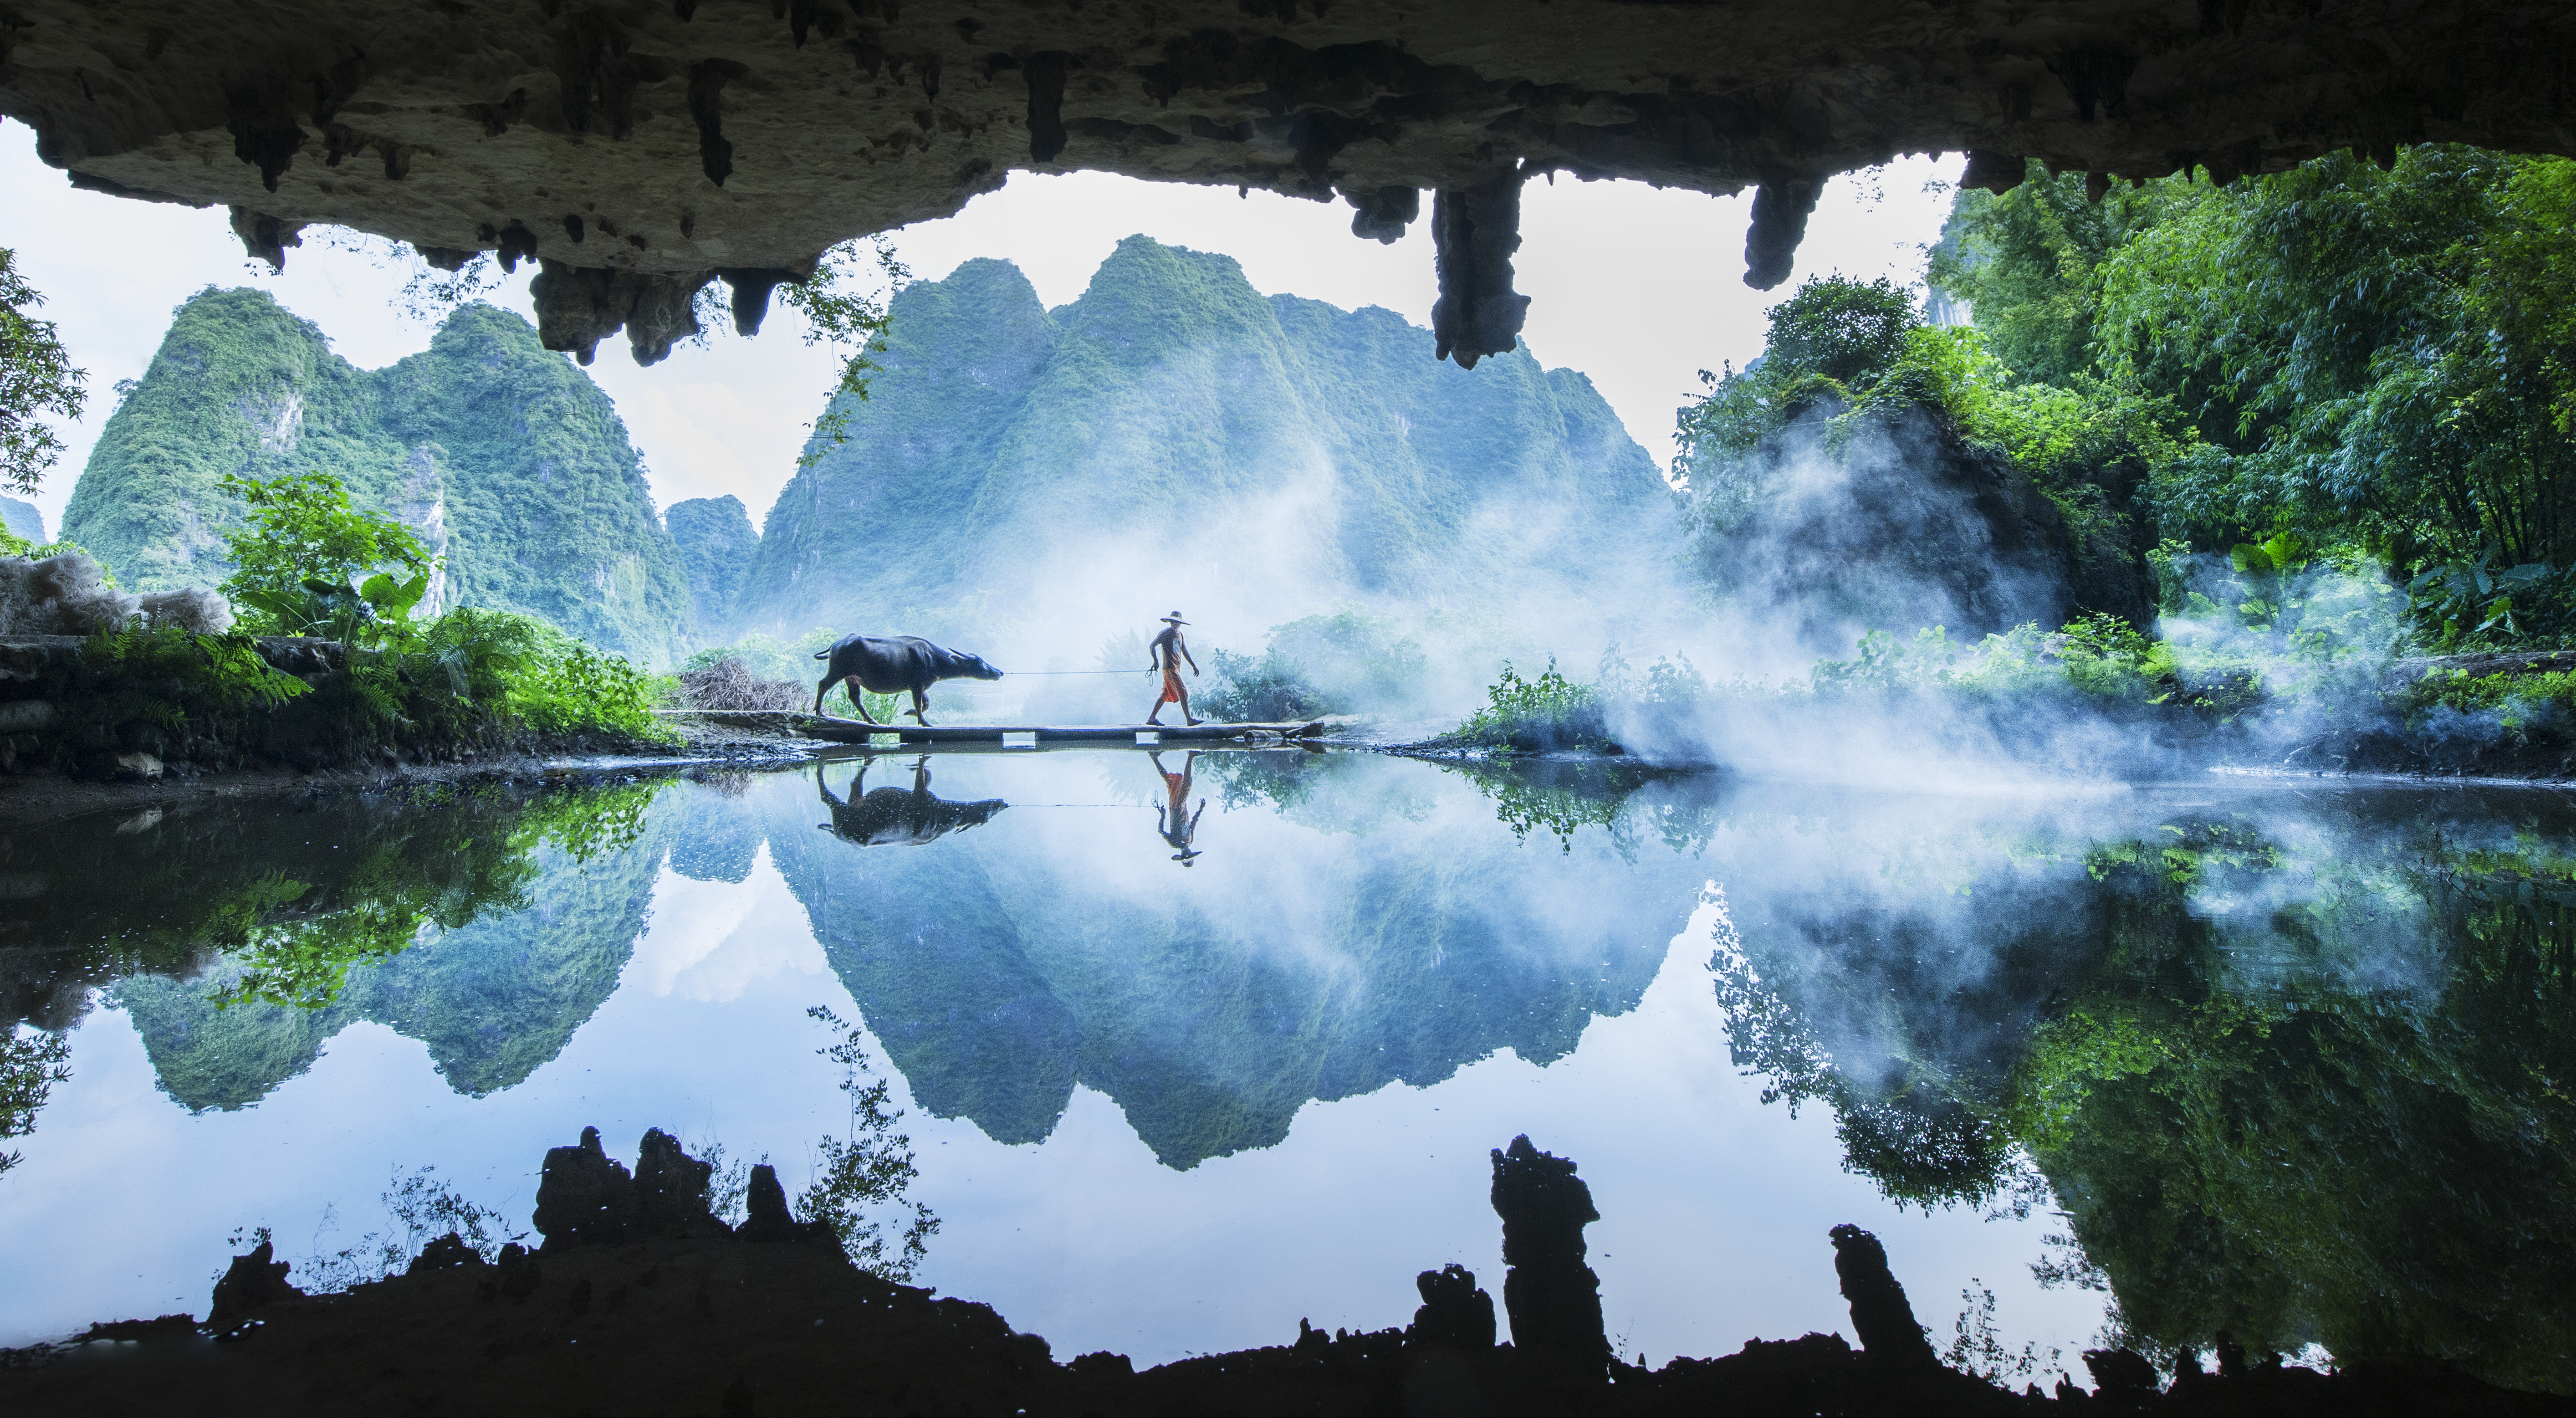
[0,783,667,1112]
[755,749,1692,1166]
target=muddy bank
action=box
[0,709,824,832]
[2,1130,2560,1418]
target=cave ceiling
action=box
[6,1,2569,368]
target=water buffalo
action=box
[811,634,1003,725]
[818,758,1007,847]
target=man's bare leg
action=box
[1178,684,1201,727]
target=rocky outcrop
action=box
[14,2,2567,369]
[532,1126,828,1251]
[204,1239,301,1335]
[1406,1264,1498,1352]
[1489,1134,1610,1378]
[534,1126,649,1247]
[1827,1225,1940,1370]
[14,1129,2568,1415]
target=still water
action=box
[1,749,2570,1388]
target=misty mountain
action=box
[59,289,693,663]
[0,495,41,545]
[724,236,1675,640]
[667,495,759,639]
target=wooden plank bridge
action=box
[666,710,1330,746]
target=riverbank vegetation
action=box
[2,468,670,777]
[217,469,661,742]
[1429,147,2576,764]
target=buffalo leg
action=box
[908,688,931,727]
[848,677,882,725]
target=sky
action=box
[2,138,1958,539]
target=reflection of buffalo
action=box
[812,634,1004,724]
[818,758,1007,847]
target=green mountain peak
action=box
[61,289,693,663]
[733,235,1671,640]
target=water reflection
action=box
[817,756,1007,848]
[2,756,2573,1389]
[1,784,665,1114]
[762,749,1685,1164]
[1150,750,1206,865]
[1696,786,2576,1391]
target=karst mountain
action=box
[66,238,1672,660]
[62,289,694,662]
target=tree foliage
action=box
[1937,148,2576,647]
[0,248,85,495]
[218,469,438,641]
[1710,810,2576,1389]
[782,238,910,464]
[0,1027,72,1179]
[798,1005,939,1281]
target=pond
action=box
[1,749,2571,1391]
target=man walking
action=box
[1145,611,1201,727]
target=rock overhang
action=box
[6,0,2568,368]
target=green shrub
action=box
[218,470,438,643]
[1199,646,1336,722]
[1438,660,1614,754]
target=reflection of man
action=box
[1151,749,1205,865]
[1145,611,1201,727]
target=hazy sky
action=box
[3,138,1956,538]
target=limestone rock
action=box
[533,1125,642,1248]
[2085,1346,2162,1394]
[9,2,2566,366]
[1406,1264,1497,1352]
[406,1233,482,1276]
[206,1239,301,1333]
[735,1163,841,1251]
[1488,1134,1609,1377]
[634,1126,726,1235]
[1827,1223,1939,1369]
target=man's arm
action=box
[1182,644,1200,674]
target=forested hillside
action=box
[666,495,759,639]
[59,291,693,663]
[729,237,1672,641]
[1920,146,2576,649]
[1669,146,2576,665]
